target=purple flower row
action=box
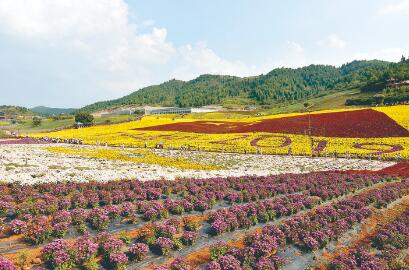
[205,224,286,270]
[0,173,384,219]
[39,233,151,270]
[329,209,409,270]
[281,180,408,251]
[208,194,319,235]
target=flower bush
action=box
[0,202,11,216]
[10,219,26,235]
[169,258,195,270]
[208,194,318,236]
[180,231,198,246]
[329,249,383,270]
[24,216,52,245]
[88,208,109,231]
[101,237,123,256]
[52,222,70,238]
[128,243,149,261]
[155,237,174,255]
[0,257,15,270]
[109,252,128,270]
[41,239,74,270]
[73,235,98,265]
[71,208,89,225]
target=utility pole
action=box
[304,103,314,156]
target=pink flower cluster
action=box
[0,257,15,270]
[109,252,128,270]
[153,258,197,270]
[206,224,286,270]
[208,194,319,235]
[73,234,98,263]
[329,248,383,270]
[281,180,408,251]
[155,237,174,255]
[41,239,74,269]
[128,243,149,261]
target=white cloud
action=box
[172,42,259,80]
[286,41,304,53]
[0,0,128,41]
[318,34,347,49]
[354,48,408,62]
[262,41,307,69]
[379,0,409,15]
[143,19,156,27]
[0,0,175,72]
[0,0,262,100]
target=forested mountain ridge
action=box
[31,106,77,116]
[0,105,35,116]
[79,59,409,112]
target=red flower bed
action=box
[333,162,409,178]
[137,109,409,138]
[377,162,409,177]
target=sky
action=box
[0,0,408,108]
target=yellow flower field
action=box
[32,105,409,159]
[46,146,221,170]
[374,105,409,131]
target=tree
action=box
[374,94,385,105]
[303,102,311,109]
[401,55,406,62]
[75,112,94,126]
[32,116,42,127]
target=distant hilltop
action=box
[31,106,77,116]
[79,59,409,113]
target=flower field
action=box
[0,169,408,269]
[3,143,392,184]
[31,105,409,159]
[3,106,407,269]
[46,146,220,170]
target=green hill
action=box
[0,105,35,116]
[31,106,77,116]
[79,60,409,113]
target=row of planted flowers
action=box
[77,179,409,269]
[0,216,202,270]
[200,179,408,270]
[329,209,409,270]
[205,173,395,237]
[0,172,386,210]
[0,177,407,269]
[0,172,387,219]
[38,217,203,270]
[208,194,320,235]
[281,180,408,251]
[0,173,389,246]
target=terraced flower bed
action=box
[136,109,409,138]
[31,105,409,158]
[0,171,407,269]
